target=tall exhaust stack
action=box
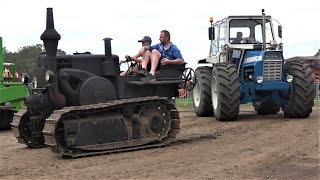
[40,7,60,71]
[262,9,266,51]
[103,37,113,60]
[40,7,66,109]
[102,37,119,75]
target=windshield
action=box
[229,19,273,44]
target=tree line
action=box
[3,44,65,78]
[2,44,320,79]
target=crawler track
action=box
[43,96,180,158]
[11,107,46,148]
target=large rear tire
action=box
[192,66,214,117]
[283,62,315,118]
[0,110,14,130]
[211,63,240,121]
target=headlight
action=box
[21,73,30,84]
[256,76,263,83]
[45,70,54,82]
[286,74,293,82]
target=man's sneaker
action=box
[137,68,150,77]
[141,75,156,81]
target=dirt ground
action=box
[0,108,319,180]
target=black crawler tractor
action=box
[11,8,193,158]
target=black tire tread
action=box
[283,62,315,118]
[254,101,280,115]
[213,63,240,121]
[0,110,14,130]
[192,66,214,117]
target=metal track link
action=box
[43,96,181,158]
[11,107,28,144]
[11,107,47,148]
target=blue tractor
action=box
[192,10,315,121]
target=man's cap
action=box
[138,36,152,43]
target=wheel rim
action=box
[211,76,218,109]
[193,77,201,107]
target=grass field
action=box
[175,97,320,111]
[175,97,193,110]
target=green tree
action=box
[3,44,66,79]
[315,49,320,56]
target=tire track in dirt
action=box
[0,109,319,179]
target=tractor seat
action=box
[156,62,187,78]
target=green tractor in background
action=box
[0,37,29,129]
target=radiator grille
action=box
[262,60,282,80]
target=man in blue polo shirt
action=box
[138,30,184,76]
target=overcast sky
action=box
[0,0,319,69]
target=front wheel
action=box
[283,62,315,118]
[211,63,240,121]
[254,101,280,115]
[192,67,214,117]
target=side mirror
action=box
[278,25,282,38]
[208,27,215,40]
